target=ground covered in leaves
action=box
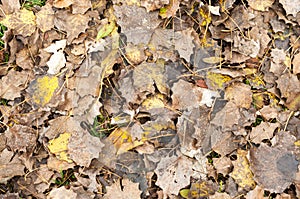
[0,0,300,198]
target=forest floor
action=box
[0,0,300,198]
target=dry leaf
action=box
[113,4,160,44]
[54,10,90,43]
[103,179,141,199]
[225,83,252,109]
[72,0,92,14]
[249,122,280,144]
[248,0,274,11]
[0,70,28,100]
[155,154,197,196]
[250,143,298,192]
[5,125,37,152]
[293,53,300,74]
[0,149,25,183]
[47,186,77,199]
[0,9,36,37]
[48,132,73,163]
[27,75,60,107]
[36,3,55,32]
[279,0,300,17]
[230,150,256,190]
[174,28,195,62]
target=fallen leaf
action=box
[48,132,73,163]
[5,124,37,152]
[0,149,25,183]
[27,75,60,107]
[206,72,232,90]
[47,186,77,199]
[293,53,300,74]
[113,4,160,44]
[249,122,280,144]
[0,9,36,37]
[230,150,256,190]
[159,0,180,18]
[1,0,20,14]
[108,127,144,155]
[174,28,195,62]
[225,83,252,109]
[0,70,28,100]
[53,0,73,8]
[103,179,142,199]
[279,0,300,17]
[248,0,274,11]
[155,153,198,196]
[71,0,92,14]
[250,143,298,193]
[44,40,67,74]
[36,3,55,32]
[54,10,90,43]
[68,129,104,166]
[245,185,265,199]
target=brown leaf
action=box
[0,9,36,37]
[54,10,90,43]
[36,3,55,32]
[0,70,28,100]
[103,179,141,199]
[225,83,252,109]
[141,0,169,12]
[72,0,92,14]
[0,149,25,183]
[249,122,280,144]
[174,28,195,62]
[53,0,74,8]
[155,154,198,196]
[48,186,77,199]
[250,143,298,192]
[248,0,274,11]
[5,125,37,152]
[279,0,300,17]
[293,53,300,74]
[1,0,20,14]
[113,4,160,44]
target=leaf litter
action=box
[0,0,300,198]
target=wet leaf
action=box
[0,9,36,37]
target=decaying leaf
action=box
[0,9,36,37]
[36,3,55,32]
[47,186,77,199]
[206,72,232,90]
[225,83,252,109]
[250,143,298,193]
[174,28,195,62]
[230,150,256,190]
[48,132,73,163]
[54,10,90,43]
[279,0,300,17]
[0,149,25,183]
[155,153,198,196]
[108,128,144,155]
[103,179,142,199]
[27,75,60,107]
[159,0,179,18]
[249,122,280,144]
[0,70,28,100]
[248,0,274,11]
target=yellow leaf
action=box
[48,132,73,163]
[142,94,165,110]
[202,56,223,64]
[199,6,211,26]
[179,189,189,198]
[96,21,116,41]
[29,76,59,107]
[1,9,36,36]
[108,128,143,155]
[294,140,300,147]
[231,150,256,189]
[206,72,231,89]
